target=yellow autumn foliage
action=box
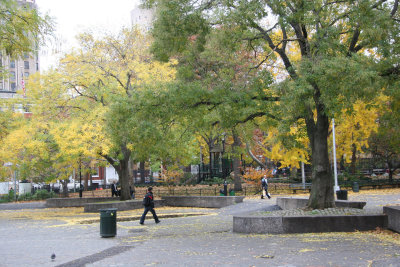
[332,97,387,162]
[0,28,177,184]
[260,125,309,169]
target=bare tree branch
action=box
[392,0,399,17]
[348,27,360,53]
[249,20,298,79]
[234,112,278,126]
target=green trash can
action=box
[352,182,359,192]
[336,190,348,200]
[229,190,235,196]
[100,208,117,238]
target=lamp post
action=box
[301,161,306,189]
[79,157,82,198]
[223,179,227,196]
[332,118,340,192]
[13,170,17,201]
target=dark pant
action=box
[140,206,159,223]
[264,186,271,199]
[261,186,270,199]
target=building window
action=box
[10,71,15,81]
[0,83,3,90]
[24,53,29,59]
[11,83,16,92]
[24,61,29,69]
[10,60,15,68]
[24,72,29,77]
[36,62,39,71]
[92,167,99,177]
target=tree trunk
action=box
[102,144,132,201]
[84,172,89,191]
[232,132,242,191]
[116,159,131,200]
[140,162,145,184]
[209,144,213,180]
[128,158,135,189]
[306,101,335,209]
[61,179,68,197]
[103,167,107,188]
[387,160,393,182]
[350,143,357,174]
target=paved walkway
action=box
[0,200,46,210]
[0,191,400,267]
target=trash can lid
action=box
[99,208,117,212]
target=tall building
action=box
[0,0,40,99]
[130,6,155,31]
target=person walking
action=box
[140,187,160,225]
[261,175,271,199]
[111,181,119,197]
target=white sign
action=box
[0,182,9,194]
[191,165,199,174]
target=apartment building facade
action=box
[0,0,39,99]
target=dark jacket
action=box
[111,183,118,192]
[143,192,154,208]
[261,178,268,189]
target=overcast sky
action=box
[36,0,141,71]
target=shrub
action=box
[0,190,16,203]
[160,168,184,193]
[18,192,33,201]
[199,177,232,185]
[179,172,197,185]
[32,189,55,200]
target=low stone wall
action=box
[162,196,245,208]
[84,199,165,213]
[276,197,366,210]
[233,214,387,234]
[233,197,380,234]
[383,206,400,233]
[84,196,242,212]
[46,197,118,208]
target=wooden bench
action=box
[339,179,400,191]
[289,183,312,194]
[358,182,400,190]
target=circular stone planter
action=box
[233,209,388,234]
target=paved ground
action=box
[0,190,400,267]
[0,200,46,210]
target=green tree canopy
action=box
[23,28,178,200]
[146,0,399,209]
